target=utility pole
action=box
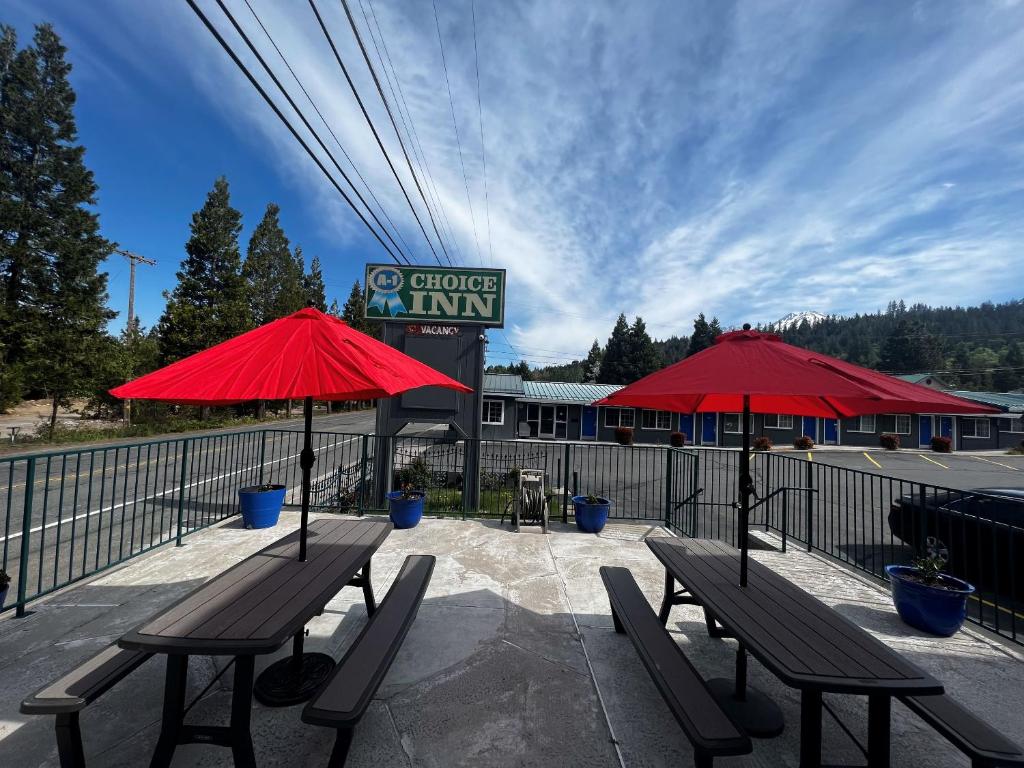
[116,249,157,333]
[115,249,156,426]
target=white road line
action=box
[5,436,360,543]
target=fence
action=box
[2,428,1021,647]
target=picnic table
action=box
[647,537,943,768]
[119,517,392,768]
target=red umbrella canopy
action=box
[110,308,472,405]
[595,328,997,418]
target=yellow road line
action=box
[807,451,813,462]
[918,454,948,469]
[863,452,882,469]
[970,455,1020,471]
[968,594,1024,622]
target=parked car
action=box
[888,488,1024,605]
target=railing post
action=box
[257,429,267,486]
[664,449,674,528]
[561,442,571,524]
[805,460,814,552]
[176,439,189,547]
[690,452,699,538]
[781,489,788,553]
[16,457,36,617]
[358,434,369,517]
[917,483,928,556]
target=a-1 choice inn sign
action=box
[364,264,506,327]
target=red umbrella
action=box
[596,326,997,585]
[111,307,471,561]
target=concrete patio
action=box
[1,511,1022,767]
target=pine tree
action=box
[159,177,250,363]
[879,319,944,375]
[627,316,659,381]
[242,203,305,325]
[274,244,306,318]
[597,314,631,384]
[0,24,114,422]
[686,313,721,357]
[328,297,341,317]
[303,254,327,311]
[581,340,602,382]
[341,280,378,336]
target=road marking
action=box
[3,436,360,542]
[863,452,882,469]
[806,452,813,462]
[968,594,1024,621]
[969,455,1020,471]
[918,454,948,469]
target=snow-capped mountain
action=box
[770,311,828,331]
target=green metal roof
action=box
[483,373,525,396]
[522,381,622,404]
[947,390,1024,413]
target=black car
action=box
[888,487,1024,603]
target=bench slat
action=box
[600,566,751,757]
[21,645,152,715]
[303,555,434,728]
[902,695,1024,766]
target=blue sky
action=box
[6,0,1024,367]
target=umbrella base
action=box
[254,652,335,707]
[707,677,785,738]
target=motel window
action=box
[849,415,876,433]
[604,407,635,428]
[482,399,504,425]
[893,415,912,435]
[1004,418,1024,434]
[723,413,754,434]
[962,417,991,439]
[764,414,794,430]
[642,409,672,430]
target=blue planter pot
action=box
[886,565,975,637]
[238,485,286,529]
[0,586,8,611]
[572,496,611,533]
[388,491,425,529]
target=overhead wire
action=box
[307,0,447,266]
[335,0,459,267]
[470,0,494,266]
[431,0,483,265]
[184,0,407,264]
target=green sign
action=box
[364,264,506,326]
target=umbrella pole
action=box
[739,394,751,587]
[298,396,314,562]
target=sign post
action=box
[367,265,506,516]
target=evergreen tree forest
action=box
[0,24,346,432]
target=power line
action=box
[334,0,459,267]
[240,0,415,263]
[470,0,494,267]
[184,0,407,264]
[431,0,482,265]
[306,0,446,266]
[360,0,466,266]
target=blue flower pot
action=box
[0,586,8,611]
[388,491,425,529]
[238,485,286,529]
[885,565,975,637]
[572,496,611,533]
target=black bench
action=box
[600,566,752,767]
[21,644,152,768]
[901,694,1024,768]
[302,554,435,767]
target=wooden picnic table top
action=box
[120,518,392,656]
[647,537,943,696]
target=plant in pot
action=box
[614,426,634,446]
[794,435,814,450]
[930,435,952,453]
[387,483,425,529]
[880,433,900,450]
[0,568,10,610]
[752,435,773,452]
[885,537,975,637]
[670,431,686,448]
[237,483,286,529]
[572,492,611,533]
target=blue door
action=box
[581,406,597,440]
[701,413,717,445]
[919,416,933,447]
[939,416,953,441]
[679,413,694,443]
[802,416,817,442]
[824,419,838,445]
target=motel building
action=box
[480,373,1024,450]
